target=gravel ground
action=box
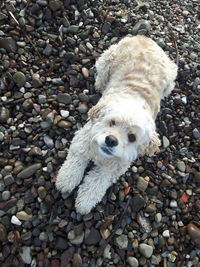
[0,0,200,266]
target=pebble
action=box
[57,93,72,104]
[0,37,17,53]
[82,67,89,78]
[115,234,128,249]
[155,213,162,223]
[70,232,84,245]
[20,246,32,264]
[43,43,52,56]
[16,211,32,221]
[193,128,200,139]
[17,163,42,179]
[162,136,170,148]
[44,135,54,148]
[136,176,149,191]
[32,74,43,88]
[0,107,10,123]
[85,228,101,245]
[187,224,200,248]
[170,200,178,208]
[162,230,170,238]
[127,257,139,267]
[13,72,26,88]
[132,20,151,35]
[2,190,11,201]
[11,215,22,226]
[139,243,153,258]
[60,110,69,118]
[130,194,146,212]
[177,161,186,172]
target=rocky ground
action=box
[0,0,200,266]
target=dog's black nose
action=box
[105,135,118,147]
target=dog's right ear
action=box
[88,101,106,122]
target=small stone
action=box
[77,103,88,114]
[155,213,162,223]
[17,163,42,179]
[0,12,8,20]
[0,225,7,242]
[11,216,22,226]
[0,37,17,53]
[38,186,47,199]
[131,194,146,212]
[85,228,101,245]
[67,25,79,34]
[44,135,54,148]
[176,161,186,172]
[162,136,170,148]
[101,22,111,34]
[4,174,15,186]
[13,72,26,88]
[100,229,111,239]
[32,74,43,88]
[43,43,52,56]
[70,232,84,245]
[162,230,170,238]
[0,107,10,123]
[55,237,68,250]
[2,191,11,201]
[57,119,72,128]
[151,254,161,265]
[20,246,32,264]
[194,172,200,185]
[193,128,200,139]
[57,93,72,104]
[127,256,139,267]
[16,211,32,221]
[187,223,200,248]
[170,200,178,208]
[137,176,148,191]
[60,110,69,118]
[146,203,156,213]
[82,67,89,78]
[132,20,151,35]
[137,214,152,233]
[115,234,128,249]
[139,243,153,258]
[72,253,82,267]
[22,99,33,110]
[49,0,63,11]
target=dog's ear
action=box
[88,101,106,122]
[145,131,160,156]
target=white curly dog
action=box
[56,35,178,214]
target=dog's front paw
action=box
[56,174,73,194]
[75,199,94,215]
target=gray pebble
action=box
[127,257,139,267]
[57,93,72,104]
[13,72,26,88]
[17,163,42,179]
[139,243,153,258]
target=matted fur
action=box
[56,35,178,214]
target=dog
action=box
[56,35,178,214]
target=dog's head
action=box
[88,96,160,162]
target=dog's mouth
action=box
[100,146,113,156]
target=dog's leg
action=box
[56,150,88,193]
[75,164,128,214]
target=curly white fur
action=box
[56,35,178,214]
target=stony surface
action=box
[0,0,200,266]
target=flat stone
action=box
[187,223,200,248]
[0,198,17,211]
[139,243,153,258]
[4,174,15,186]
[132,20,151,35]
[70,232,84,245]
[0,225,7,242]
[49,0,63,11]
[13,72,26,88]
[136,176,148,191]
[55,237,68,250]
[72,253,82,267]
[11,215,22,226]
[16,211,32,221]
[32,74,43,88]
[57,93,72,104]
[17,163,42,179]
[0,37,17,53]
[127,256,139,267]
[193,128,200,139]
[0,107,10,123]
[176,161,186,172]
[43,43,52,56]
[162,136,170,148]
[130,194,146,212]
[115,234,128,249]
[20,246,32,264]
[84,228,101,245]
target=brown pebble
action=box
[72,253,82,267]
[0,225,7,242]
[82,67,89,78]
[187,223,200,248]
[51,259,60,267]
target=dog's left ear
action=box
[88,101,106,122]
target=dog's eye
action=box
[110,120,116,127]
[128,133,136,142]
